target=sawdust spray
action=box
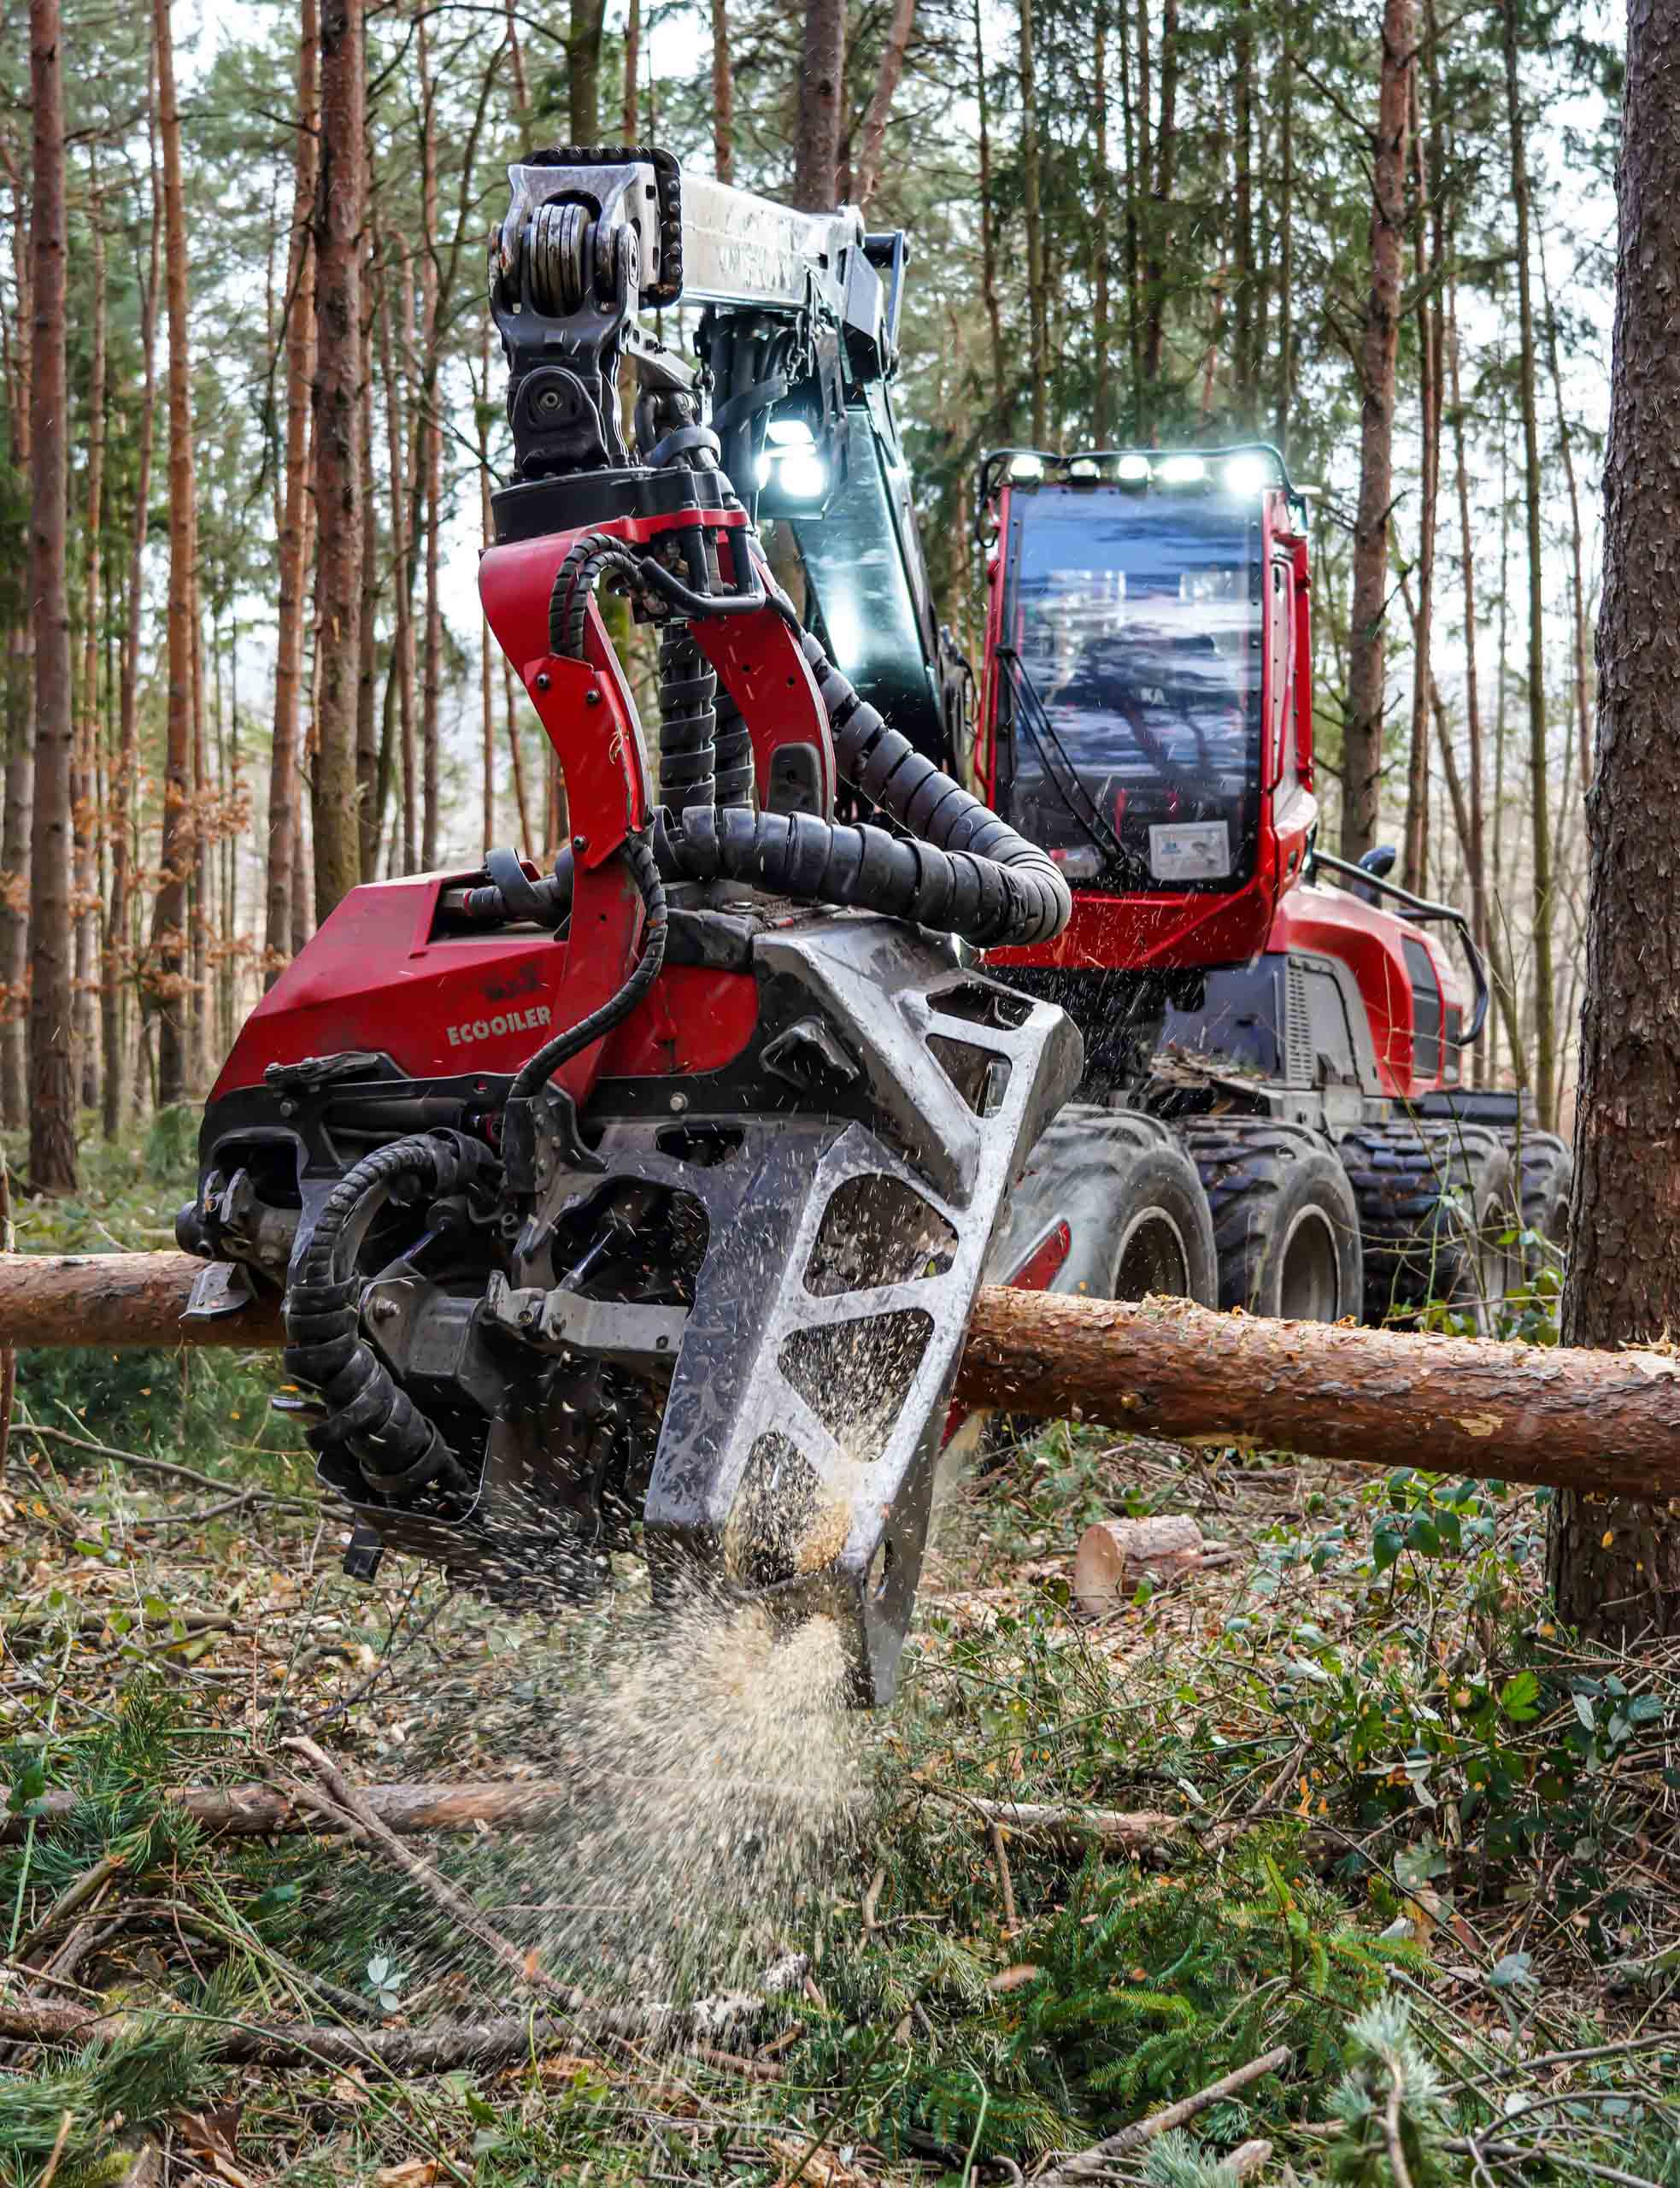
[463,1590,868,2007]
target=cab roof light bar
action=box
[975,441,1309,532]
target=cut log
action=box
[1073,1515,1205,1610]
[5,1253,1680,1505]
[0,1251,283,1350]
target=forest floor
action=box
[0,1126,1676,2186]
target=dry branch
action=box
[7,1252,1680,1502]
[1034,2043,1293,2185]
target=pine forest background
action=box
[0,0,1624,1189]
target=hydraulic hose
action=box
[507,832,667,1103]
[283,1131,501,1503]
[461,632,1069,950]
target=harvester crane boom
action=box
[492,149,954,763]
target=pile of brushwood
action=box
[0,1123,1675,2185]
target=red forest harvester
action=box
[176,150,1082,1706]
[972,445,1572,1326]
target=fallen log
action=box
[0,1775,577,1846]
[0,1998,770,2072]
[5,1251,1680,1503]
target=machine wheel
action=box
[1178,1120,1363,1321]
[990,1103,1219,1307]
[1338,1120,1519,1331]
[1503,1129,1573,1275]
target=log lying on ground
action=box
[0,1775,576,1846]
[6,1251,1680,1503]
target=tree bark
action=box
[373,243,419,873]
[1502,0,1555,1129]
[310,0,367,925]
[1551,0,1680,1639]
[621,0,641,140]
[1339,0,1413,862]
[567,0,608,144]
[1274,0,1294,445]
[14,1255,1680,1511]
[0,162,31,1141]
[973,0,1006,428]
[265,0,319,989]
[73,184,106,1118]
[1536,222,1593,800]
[1091,0,1112,444]
[103,103,162,1136]
[710,0,734,183]
[417,13,442,873]
[26,0,77,1192]
[793,0,846,210]
[148,0,197,1105]
[1018,0,1048,443]
[1139,0,1178,406]
[853,0,917,211]
[1401,48,1441,899]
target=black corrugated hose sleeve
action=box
[792,628,1070,946]
[284,1132,501,1502]
[508,832,667,1102]
[656,626,718,814]
[713,686,754,809]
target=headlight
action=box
[1007,453,1046,483]
[777,451,829,501]
[1158,454,1207,485]
[1222,452,1272,497]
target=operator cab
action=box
[977,445,1317,974]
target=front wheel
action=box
[991,1105,1219,1307]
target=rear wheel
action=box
[1504,1129,1573,1276]
[1339,1120,1519,1330]
[1178,1120,1363,1321]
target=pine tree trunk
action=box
[1274,0,1293,444]
[621,0,640,139]
[373,244,419,874]
[1536,226,1593,799]
[502,657,534,855]
[1,139,33,1136]
[1551,0,1680,1638]
[1502,0,1554,1129]
[74,185,106,1118]
[417,16,442,873]
[973,0,1006,429]
[265,0,318,989]
[26,0,77,1192]
[310,0,367,925]
[355,344,380,880]
[567,0,608,144]
[1401,56,1438,898]
[854,0,917,210]
[148,0,196,1107]
[103,112,161,1138]
[1140,0,1178,400]
[1092,0,1112,444]
[793,0,845,209]
[1339,0,1413,862]
[1019,0,1048,443]
[1231,7,1254,422]
[710,0,734,184]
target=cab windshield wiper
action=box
[996,647,1130,870]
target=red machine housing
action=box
[211,503,828,1109]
